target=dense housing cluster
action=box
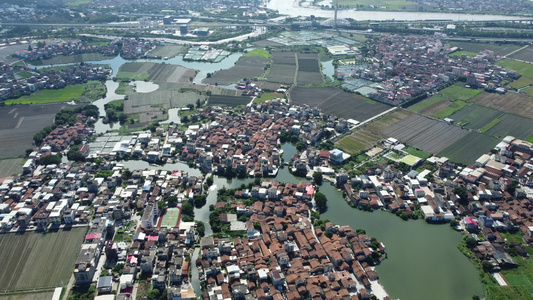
[347,35,519,105]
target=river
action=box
[118,144,483,299]
[267,0,530,20]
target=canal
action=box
[122,143,484,299]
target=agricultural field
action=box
[403,146,431,159]
[5,85,86,105]
[296,53,323,86]
[0,104,73,158]
[0,227,86,292]
[508,46,533,63]
[203,55,268,85]
[254,92,284,103]
[147,45,186,59]
[433,100,470,119]
[470,92,533,119]
[449,51,478,58]
[450,104,502,130]
[508,77,533,89]
[245,49,271,59]
[208,95,251,107]
[290,87,391,121]
[365,109,413,132]
[0,291,55,300]
[119,62,196,83]
[381,114,469,154]
[498,60,533,78]
[486,285,531,300]
[0,158,24,178]
[36,52,109,65]
[449,42,522,57]
[267,52,297,84]
[485,113,533,140]
[438,132,499,165]
[335,129,382,154]
[409,84,481,116]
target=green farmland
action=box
[0,227,87,292]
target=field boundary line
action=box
[293,52,298,86]
[503,45,529,58]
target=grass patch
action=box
[497,60,533,78]
[254,92,284,103]
[526,134,533,143]
[480,118,501,133]
[408,96,443,112]
[403,146,431,159]
[14,70,33,79]
[433,100,470,119]
[508,77,533,89]
[245,49,271,59]
[361,97,377,104]
[63,0,91,6]
[522,86,533,97]
[115,72,150,81]
[450,51,478,57]
[5,85,86,105]
[486,285,531,300]
[11,61,26,67]
[410,84,481,113]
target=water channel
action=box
[34,38,485,298]
[267,0,531,20]
[120,143,483,299]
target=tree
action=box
[122,169,132,180]
[453,186,469,204]
[196,98,202,109]
[146,289,160,300]
[158,200,166,212]
[67,150,85,162]
[206,175,214,187]
[194,195,207,208]
[465,236,477,248]
[181,201,194,218]
[41,154,62,165]
[324,231,333,238]
[167,195,178,206]
[481,260,493,272]
[186,104,195,110]
[315,192,328,213]
[313,170,323,185]
[196,221,205,237]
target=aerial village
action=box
[1,79,533,299]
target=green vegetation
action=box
[433,100,471,119]
[254,92,284,103]
[315,192,328,213]
[522,86,533,97]
[5,85,86,105]
[63,0,91,7]
[409,84,481,113]
[245,49,271,59]
[480,119,502,132]
[508,77,532,89]
[526,134,533,143]
[403,146,431,159]
[449,51,478,57]
[14,69,33,79]
[115,72,150,81]
[497,60,533,78]
[486,285,531,300]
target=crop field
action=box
[290,87,391,121]
[5,85,86,105]
[508,77,533,89]
[0,291,55,300]
[449,51,478,58]
[0,227,86,292]
[449,104,501,130]
[296,53,323,86]
[148,45,186,59]
[485,113,533,139]
[117,62,195,83]
[37,53,108,65]
[0,104,72,158]
[508,46,533,63]
[203,55,268,85]
[208,95,251,107]
[409,84,481,116]
[470,92,533,119]
[0,159,24,178]
[254,92,284,103]
[190,84,242,96]
[438,132,499,165]
[267,52,297,84]
[381,114,469,154]
[365,109,413,132]
[336,129,382,154]
[449,42,522,57]
[497,60,533,78]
